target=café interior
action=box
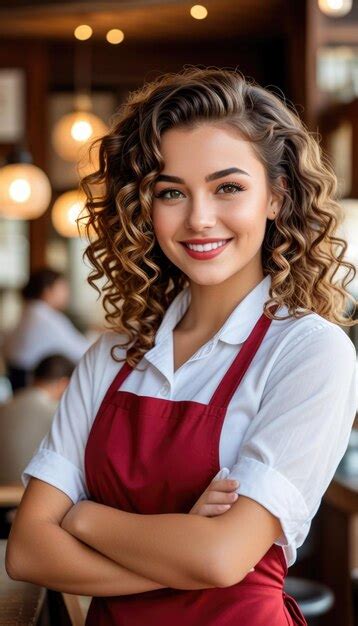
[0,1,357,625]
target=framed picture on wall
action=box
[0,68,25,143]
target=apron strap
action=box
[209,304,279,409]
[101,303,279,410]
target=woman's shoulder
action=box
[86,330,129,371]
[71,330,130,416]
[270,305,356,363]
[92,329,129,353]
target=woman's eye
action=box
[217,182,245,194]
[154,188,184,200]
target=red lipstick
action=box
[180,238,233,261]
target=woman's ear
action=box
[268,176,286,220]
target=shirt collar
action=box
[217,274,273,345]
[143,274,274,383]
[154,273,273,348]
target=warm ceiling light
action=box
[74,24,93,41]
[71,119,93,142]
[190,4,208,19]
[106,29,125,44]
[52,111,107,162]
[9,178,31,203]
[318,0,353,17]
[0,163,52,220]
[52,189,87,238]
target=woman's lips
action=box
[180,239,233,260]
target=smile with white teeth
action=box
[185,239,230,252]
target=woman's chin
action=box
[185,271,233,287]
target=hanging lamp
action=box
[51,188,88,238]
[51,39,107,164]
[0,147,52,220]
[52,95,107,163]
[318,0,353,17]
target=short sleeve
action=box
[227,324,357,548]
[21,336,101,503]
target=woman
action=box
[4,268,90,390]
[6,67,357,625]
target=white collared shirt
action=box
[22,275,358,567]
[4,299,91,369]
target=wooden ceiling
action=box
[0,0,289,42]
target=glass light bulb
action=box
[106,29,125,44]
[0,164,51,219]
[328,0,344,9]
[71,120,93,142]
[9,178,31,203]
[51,190,88,237]
[68,201,83,224]
[190,4,208,19]
[318,0,352,16]
[74,25,93,41]
[52,111,107,162]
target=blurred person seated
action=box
[0,354,74,484]
[4,267,90,391]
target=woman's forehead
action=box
[158,125,263,178]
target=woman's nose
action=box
[185,198,217,232]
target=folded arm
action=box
[61,493,283,588]
[5,478,213,595]
[61,500,221,589]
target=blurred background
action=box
[0,1,357,625]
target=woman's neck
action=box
[176,268,265,337]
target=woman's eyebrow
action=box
[155,174,183,184]
[155,167,251,184]
[206,167,251,181]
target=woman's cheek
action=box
[228,200,267,232]
[152,205,181,245]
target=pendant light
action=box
[51,188,87,238]
[52,95,107,163]
[51,37,107,163]
[0,147,52,220]
[318,0,353,17]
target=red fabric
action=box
[84,305,307,625]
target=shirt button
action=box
[160,382,170,397]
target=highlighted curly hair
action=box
[81,66,356,367]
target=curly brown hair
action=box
[81,66,357,367]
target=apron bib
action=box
[84,306,307,626]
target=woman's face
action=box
[152,124,281,287]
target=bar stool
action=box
[284,576,334,625]
[282,517,335,625]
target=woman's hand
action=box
[189,477,255,573]
[63,478,241,527]
[189,477,240,517]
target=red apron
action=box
[84,306,307,626]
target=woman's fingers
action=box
[210,478,240,492]
[189,475,240,516]
[199,503,232,517]
[205,490,239,504]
